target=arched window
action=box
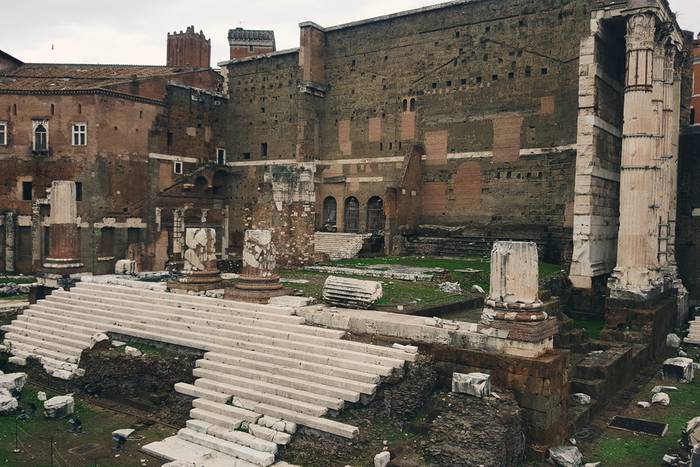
[409,98,416,112]
[402,99,408,112]
[344,197,360,233]
[366,196,385,234]
[34,124,47,152]
[322,196,337,229]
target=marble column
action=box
[4,213,14,273]
[480,241,556,346]
[169,227,222,292]
[224,229,287,303]
[43,181,83,274]
[608,12,666,301]
[481,241,545,323]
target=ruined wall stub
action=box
[43,181,83,273]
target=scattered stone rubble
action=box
[0,282,33,297]
[437,281,462,293]
[571,393,592,405]
[651,392,671,406]
[548,445,583,467]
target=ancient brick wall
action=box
[221,0,620,264]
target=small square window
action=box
[541,67,549,75]
[492,74,498,81]
[260,143,268,158]
[72,123,87,146]
[476,76,482,84]
[217,148,226,165]
[431,82,437,89]
[173,161,183,175]
[525,66,532,77]
[508,72,515,80]
[446,80,452,87]
[243,152,251,160]
[0,122,6,145]
[460,78,467,86]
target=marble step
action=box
[6,319,95,344]
[193,368,345,410]
[195,378,328,418]
[175,382,231,404]
[190,407,243,431]
[255,402,359,439]
[5,340,79,364]
[142,435,258,467]
[192,398,261,424]
[2,325,92,350]
[177,427,275,467]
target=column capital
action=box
[626,13,657,51]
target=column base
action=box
[167,269,222,293]
[484,318,559,343]
[224,274,289,304]
[42,257,84,276]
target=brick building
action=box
[692,33,700,124]
[0,28,225,274]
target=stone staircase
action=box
[1,281,417,466]
[313,232,370,260]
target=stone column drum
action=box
[43,181,83,274]
[224,229,288,303]
[481,241,557,344]
[169,227,222,292]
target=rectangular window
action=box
[72,123,87,146]
[75,182,83,201]
[22,181,32,201]
[243,152,251,160]
[260,143,268,158]
[173,161,183,174]
[0,122,6,145]
[217,148,226,165]
[33,121,48,152]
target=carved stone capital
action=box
[626,13,656,51]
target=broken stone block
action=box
[662,454,680,465]
[663,357,695,383]
[438,281,462,293]
[667,333,681,348]
[374,451,390,467]
[651,392,670,406]
[0,372,27,392]
[392,343,419,354]
[637,401,651,408]
[452,372,491,398]
[548,445,583,467]
[115,259,137,275]
[323,275,383,309]
[471,284,485,294]
[682,416,700,450]
[44,394,75,418]
[37,391,46,401]
[571,393,591,405]
[0,394,17,413]
[124,346,143,357]
[90,332,109,348]
[7,356,25,366]
[652,385,679,394]
[248,423,291,444]
[112,428,135,442]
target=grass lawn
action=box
[0,277,36,285]
[0,385,174,467]
[271,256,563,310]
[580,349,700,466]
[572,318,606,340]
[0,294,29,302]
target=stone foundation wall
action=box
[313,232,368,261]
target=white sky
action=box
[1,0,698,66]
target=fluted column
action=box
[609,12,666,301]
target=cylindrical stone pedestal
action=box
[224,229,288,304]
[481,241,556,344]
[43,181,83,274]
[168,227,222,292]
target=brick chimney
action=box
[167,26,211,68]
[228,28,276,60]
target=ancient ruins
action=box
[0,0,699,465]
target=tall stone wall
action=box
[222,0,623,264]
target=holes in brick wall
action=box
[541,67,549,75]
[432,82,437,89]
[455,31,460,38]
[446,80,452,87]
[12,104,17,115]
[243,152,251,160]
[409,98,416,112]
[508,72,514,80]
[476,76,482,84]
[50,104,54,115]
[519,19,527,27]
[460,78,467,86]
[379,142,383,151]
[485,26,491,33]
[525,66,532,77]
[492,74,498,81]
[483,53,488,61]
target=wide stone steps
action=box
[60,288,309,327]
[193,368,345,410]
[196,359,361,402]
[195,378,328,417]
[26,299,396,376]
[42,295,402,371]
[205,351,380,388]
[62,287,413,362]
[76,282,295,316]
[4,281,417,466]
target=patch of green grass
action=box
[0,294,29,302]
[573,318,606,340]
[0,277,35,285]
[584,377,700,466]
[0,385,174,466]
[112,339,180,359]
